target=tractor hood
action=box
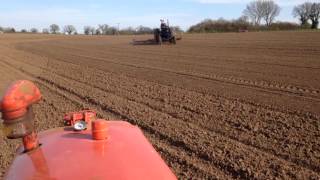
[5,121,176,180]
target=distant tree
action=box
[30,28,38,33]
[84,26,90,35]
[261,0,281,26]
[98,24,109,35]
[42,28,49,34]
[21,29,27,33]
[84,26,96,35]
[50,24,60,34]
[0,26,3,31]
[269,21,300,30]
[97,24,120,35]
[95,29,101,35]
[188,18,248,33]
[4,28,15,33]
[243,0,264,25]
[89,27,96,35]
[293,2,312,27]
[63,25,76,35]
[120,27,135,35]
[136,25,153,34]
[171,26,184,33]
[108,26,117,35]
[243,0,280,26]
[310,3,320,29]
[235,16,251,30]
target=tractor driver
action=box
[160,19,169,32]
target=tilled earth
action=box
[0,32,320,179]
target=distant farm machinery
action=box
[132,20,182,45]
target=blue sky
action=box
[0,0,317,32]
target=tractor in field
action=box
[0,80,176,180]
[153,20,177,45]
[132,20,181,45]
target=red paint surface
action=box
[0,80,41,120]
[63,110,96,127]
[5,121,177,180]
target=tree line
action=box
[0,24,182,35]
[188,0,320,33]
[83,25,159,35]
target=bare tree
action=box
[64,25,76,35]
[293,2,312,27]
[42,28,49,34]
[50,24,60,34]
[98,24,109,35]
[243,0,280,26]
[95,29,101,35]
[108,27,118,35]
[84,26,91,35]
[171,26,184,33]
[30,28,38,33]
[97,24,119,35]
[136,26,153,34]
[4,28,15,33]
[261,0,281,26]
[84,26,96,35]
[310,3,320,29]
[120,27,135,35]
[89,27,96,35]
[243,1,264,25]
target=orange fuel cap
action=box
[92,119,108,140]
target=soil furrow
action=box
[2,53,319,173]
[1,32,320,179]
[0,56,232,179]
[3,52,319,170]
[18,43,320,98]
[3,58,319,179]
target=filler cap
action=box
[92,119,108,140]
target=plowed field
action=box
[1,32,320,179]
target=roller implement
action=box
[0,80,176,180]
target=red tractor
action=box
[0,80,176,180]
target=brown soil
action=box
[0,32,319,179]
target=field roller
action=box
[0,80,176,180]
